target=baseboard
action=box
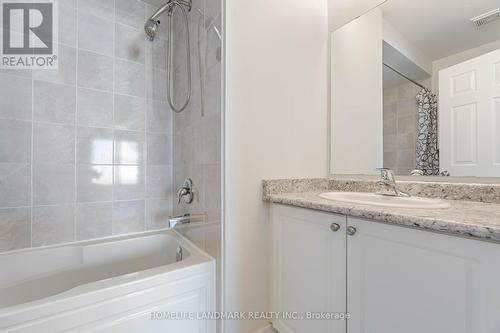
[251,323,277,333]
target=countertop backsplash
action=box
[263,177,500,204]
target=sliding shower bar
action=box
[383,63,429,90]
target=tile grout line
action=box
[111,0,116,236]
[30,62,34,248]
[0,70,172,110]
[73,0,80,243]
[1,197,166,211]
[20,118,169,134]
[144,4,149,232]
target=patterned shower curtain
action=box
[415,88,439,175]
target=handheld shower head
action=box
[144,19,160,41]
[144,0,192,41]
[145,0,193,113]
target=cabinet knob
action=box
[330,223,341,232]
[347,226,357,236]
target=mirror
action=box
[330,0,500,177]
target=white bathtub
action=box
[0,230,215,333]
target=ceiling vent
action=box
[470,8,500,27]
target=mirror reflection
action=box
[330,0,500,177]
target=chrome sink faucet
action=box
[376,168,411,197]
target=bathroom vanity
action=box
[264,0,500,331]
[264,178,500,333]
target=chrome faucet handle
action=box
[375,168,411,198]
[177,178,194,204]
[376,168,395,183]
[177,188,188,204]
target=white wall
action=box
[330,9,383,174]
[224,0,329,332]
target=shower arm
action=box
[149,0,192,21]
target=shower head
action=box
[144,0,192,41]
[144,19,160,41]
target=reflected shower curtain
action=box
[415,88,439,175]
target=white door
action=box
[347,217,500,333]
[439,48,500,176]
[271,204,347,333]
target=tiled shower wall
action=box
[0,0,177,252]
[170,0,222,317]
[173,0,221,224]
[383,79,430,175]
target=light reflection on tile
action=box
[114,166,145,200]
[114,131,144,165]
[115,165,139,185]
[77,127,113,164]
[120,141,139,163]
[77,165,113,202]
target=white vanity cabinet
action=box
[270,204,347,333]
[347,217,500,333]
[270,204,500,333]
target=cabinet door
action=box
[271,204,347,333]
[347,217,500,333]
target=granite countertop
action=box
[263,179,500,243]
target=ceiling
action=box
[380,0,500,61]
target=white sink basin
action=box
[319,192,451,209]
